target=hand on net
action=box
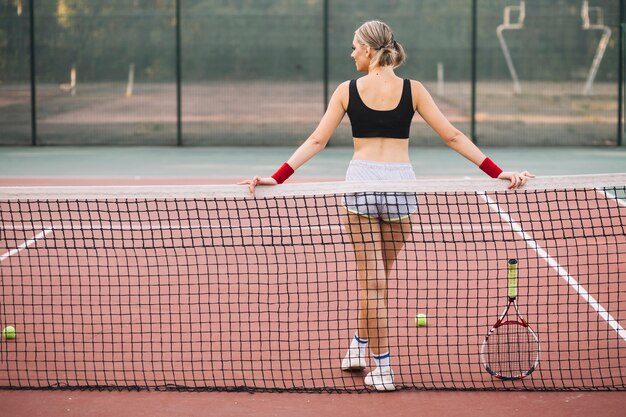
[238,176,278,196]
[497,171,535,189]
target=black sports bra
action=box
[346,79,415,139]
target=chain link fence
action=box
[0,0,624,146]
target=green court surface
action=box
[1,146,625,180]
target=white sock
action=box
[373,352,391,370]
[349,333,368,350]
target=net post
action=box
[175,0,182,146]
[471,0,477,144]
[70,63,76,96]
[29,0,37,146]
[437,62,444,96]
[323,0,329,112]
[617,0,626,146]
[126,63,135,98]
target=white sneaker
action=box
[340,347,366,371]
[364,367,395,391]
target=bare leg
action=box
[342,211,388,355]
[341,210,412,391]
[381,217,413,279]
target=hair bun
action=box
[355,20,406,69]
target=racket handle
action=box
[507,259,518,299]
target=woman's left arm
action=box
[412,80,533,189]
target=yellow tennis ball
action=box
[2,326,16,340]
[415,314,427,327]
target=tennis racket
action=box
[480,259,540,380]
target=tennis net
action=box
[0,174,625,392]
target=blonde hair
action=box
[354,20,406,69]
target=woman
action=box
[240,20,533,391]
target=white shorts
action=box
[342,160,418,222]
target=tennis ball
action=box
[415,314,427,327]
[2,326,16,340]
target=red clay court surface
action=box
[1,176,625,416]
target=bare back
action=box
[345,74,418,163]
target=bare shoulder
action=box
[408,79,429,110]
[409,79,428,94]
[335,80,351,94]
[332,80,351,109]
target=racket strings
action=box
[485,322,539,378]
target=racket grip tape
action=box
[507,259,518,299]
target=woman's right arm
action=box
[287,81,349,170]
[239,81,349,194]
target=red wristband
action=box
[271,162,294,184]
[479,157,503,179]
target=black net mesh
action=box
[1,175,625,392]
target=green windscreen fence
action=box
[34,1,177,145]
[0,0,31,145]
[476,0,620,145]
[0,0,622,146]
[181,0,324,145]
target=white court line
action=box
[0,228,53,262]
[478,192,626,343]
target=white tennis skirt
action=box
[342,159,418,222]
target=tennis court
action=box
[0,147,625,415]
[1,176,625,392]
[2,0,626,415]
